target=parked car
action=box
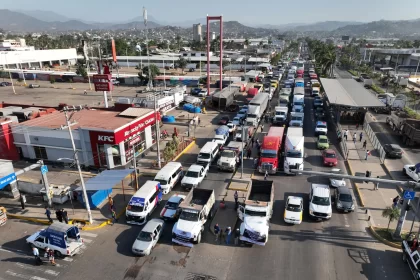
[219,116,230,125]
[237,110,247,120]
[160,194,186,221]
[322,149,338,167]
[132,219,164,256]
[0,82,12,86]
[334,187,355,212]
[28,84,40,88]
[284,196,303,225]
[383,144,403,159]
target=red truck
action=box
[247,88,259,102]
[258,127,285,174]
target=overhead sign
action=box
[403,190,415,200]
[0,173,17,190]
[94,82,113,92]
[41,165,48,175]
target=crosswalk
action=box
[2,232,98,280]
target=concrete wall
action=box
[0,49,77,66]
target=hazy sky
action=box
[4,0,420,24]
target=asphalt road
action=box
[0,68,412,280]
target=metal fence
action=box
[364,117,386,163]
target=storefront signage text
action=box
[124,118,154,137]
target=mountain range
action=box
[0,9,419,38]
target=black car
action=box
[219,116,230,125]
[190,88,201,96]
[334,187,355,212]
[383,144,403,159]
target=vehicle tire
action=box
[402,252,407,263]
[195,233,201,244]
[55,250,63,258]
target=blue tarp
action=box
[77,169,134,191]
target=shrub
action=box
[404,107,420,120]
[50,78,55,84]
[348,70,358,76]
[371,84,384,94]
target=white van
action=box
[154,162,183,194]
[312,87,320,97]
[197,142,219,164]
[309,184,332,220]
[126,181,162,225]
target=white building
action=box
[0,39,34,51]
[193,23,202,42]
[0,49,78,69]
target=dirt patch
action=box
[172,245,190,254]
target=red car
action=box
[219,116,230,125]
[322,149,338,166]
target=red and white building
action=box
[11,108,160,169]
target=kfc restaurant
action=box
[11,108,160,169]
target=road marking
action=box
[62,257,73,262]
[0,246,28,256]
[5,270,49,280]
[80,232,98,238]
[82,238,93,244]
[15,263,60,276]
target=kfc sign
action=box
[98,135,114,143]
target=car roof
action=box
[390,144,402,149]
[188,164,204,172]
[325,149,336,154]
[311,184,330,197]
[167,194,186,203]
[142,219,164,232]
[319,135,328,139]
[287,196,303,205]
[337,186,352,195]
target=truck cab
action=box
[404,165,420,182]
[246,105,260,127]
[402,239,420,279]
[217,142,243,172]
[289,112,304,127]
[273,106,288,124]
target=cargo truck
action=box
[284,127,304,174]
[172,189,215,247]
[237,179,274,246]
[217,141,243,172]
[259,127,285,174]
[273,106,288,124]
[386,112,420,146]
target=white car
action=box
[330,178,346,188]
[226,122,237,133]
[198,89,208,97]
[315,121,328,136]
[232,117,241,126]
[309,184,332,220]
[181,164,208,190]
[132,219,164,256]
[284,196,303,225]
[160,194,186,221]
[403,165,420,182]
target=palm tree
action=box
[382,206,400,232]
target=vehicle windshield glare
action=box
[221,150,236,158]
[339,194,353,202]
[166,201,179,209]
[286,203,301,212]
[186,171,200,178]
[154,179,167,186]
[261,149,277,158]
[129,205,144,212]
[137,231,153,242]
[245,209,266,217]
[179,210,199,221]
[317,124,327,129]
[312,196,330,206]
[325,153,336,158]
[198,153,211,159]
[287,151,302,158]
[319,138,328,143]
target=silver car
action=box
[132,219,164,256]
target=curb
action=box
[6,213,51,225]
[173,140,196,161]
[381,162,404,193]
[347,160,365,207]
[368,226,401,249]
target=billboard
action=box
[342,36,350,41]
[111,39,117,62]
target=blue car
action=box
[190,88,201,95]
[237,109,247,120]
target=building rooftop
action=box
[15,109,153,131]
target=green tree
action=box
[157,41,168,50]
[270,53,281,66]
[138,64,160,85]
[76,64,88,78]
[390,83,403,94]
[382,206,400,232]
[177,57,188,74]
[175,35,182,50]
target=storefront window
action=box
[125,132,147,162]
[151,124,157,144]
[98,144,107,167]
[112,145,121,166]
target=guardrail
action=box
[364,117,386,163]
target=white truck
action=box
[180,163,209,190]
[172,189,215,247]
[273,106,288,125]
[403,164,420,182]
[237,179,274,246]
[246,105,260,127]
[293,95,304,108]
[402,238,420,279]
[284,127,304,174]
[217,141,243,172]
[289,112,304,127]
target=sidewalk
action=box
[342,124,420,233]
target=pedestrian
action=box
[47,248,56,265]
[225,227,232,245]
[61,209,69,224]
[44,207,53,223]
[84,90,87,95]
[251,137,255,147]
[234,191,238,204]
[111,208,118,225]
[344,129,348,140]
[253,157,258,169]
[363,140,367,149]
[359,132,363,142]
[198,117,201,125]
[32,246,41,264]
[365,149,370,160]
[353,133,356,144]
[356,123,359,130]
[374,176,380,190]
[393,196,400,208]
[265,114,268,123]
[260,125,264,132]
[247,148,252,159]
[214,223,221,243]
[55,209,63,223]
[264,170,268,180]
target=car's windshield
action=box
[186,171,200,178]
[233,118,240,122]
[276,111,286,116]
[312,196,330,206]
[179,210,199,221]
[248,113,257,118]
[291,116,303,121]
[325,153,336,158]
[286,203,301,212]
[154,179,167,186]
[287,150,302,158]
[129,205,144,212]
[294,102,304,106]
[317,124,327,129]
[198,153,210,159]
[261,149,277,158]
[221,150,236,158]
[245,209,266,217]
[319,138,328,143]
[137,231,153,242]
[166,201,179,209]
[339,194,353,202]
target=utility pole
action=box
[39,160,52,208]
[63,106,93,224]
[154,94,161,168]
[394,190,412,238]
[144,7,152,90]
[132,145,139,190]
[240,126,245,179]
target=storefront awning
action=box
[77,169,134,191]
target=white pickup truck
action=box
[402,238,420,279]
[403,164,420,182]
[217,141,243,171]
[181,163,209,190]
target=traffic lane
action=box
[0,219,45,253]
[334,67,353,79]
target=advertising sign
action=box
[94,82,113,92]
[111,39,117,62]
[46,231,66,249]
[0,173,16,190]
[93,74,112,81]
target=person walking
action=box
[363,140,367,150]
[374,176,380,190]
[344,129,349,141]
[251,137,255,147]
[44,207,53,223]
[225,227,232,245]
[365,149,370,160]
[247,148,252,159]
[264,170,268,181]
[253,157,258,169]
[61,209,69,224]
[359,132,363,142]
[33,246,41,264]
[84,90,87,95]
[393,196,400,208]
[353,133,357,144]
[356,123,360,130]
[214,223,221,243]
[260,125,264,133]
[55,209,63,223]
[111,208,118,225]
[198,117,201,125]
[234,191,238,204]
[47,248,56,266]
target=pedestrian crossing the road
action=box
[1,232,98,280]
